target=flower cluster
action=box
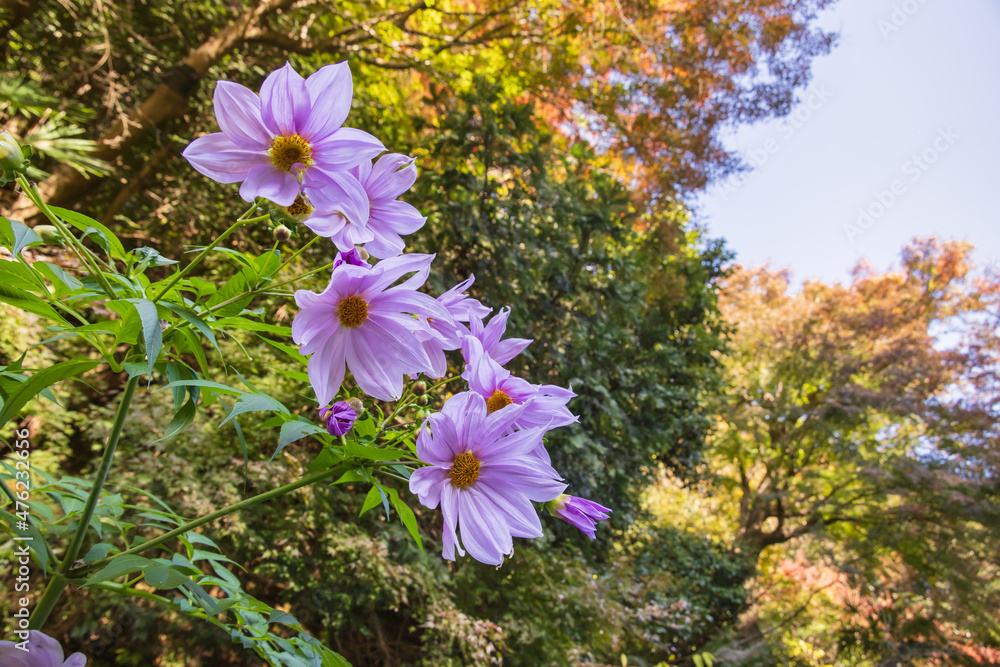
[185,61,610,565]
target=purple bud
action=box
[546,495,612,539]
[331,248,369,270]
[319,401,357,436]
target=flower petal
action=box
[370,200,427,235]
[259,62,310,136]
[239,164,300,205]
[366,153,417,202]
[459,488,512,565]
[301,62,353,141]
[409,464,449,509]
[214,80,271,149]
[182,133,266,184]
[346,323,405,401]
[313,127,385,170]
[307,330,348,407]
[305,170,370,227]
[441,484,464,560]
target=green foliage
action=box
[405,86,730,522]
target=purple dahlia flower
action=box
[292,253,452,403]
[415,275,492,378]
[182,61,383,214]
[467,307,532,366]
[320,401,357,436]
[409,392,567,565]
[305,153,426,258]
[547,495,612,539]
[0,631,86,667]
[462,336,577,434]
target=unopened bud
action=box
[413,381,427,396]
[416,395,429,407]
[346,397,364,414]
[354,245,370,261]
[34,225,62,244]
[0,130,25,173]
[273,225,292,242]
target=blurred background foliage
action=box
[2,0,998,665]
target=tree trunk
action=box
[4,0,295,222]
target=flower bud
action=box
[320,401,357,436]
[34,225,62,244]
[416,395,429,407]
[413,381,427,396]
[355,245,370,261]
[0,130,25,173]
[347,397,364,414]
[273,225,292,242]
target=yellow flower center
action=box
[337,296,368,328]
[269,134,312,172]
[486,390,514,414]
[449,451,480,488]
[286,193,314,218]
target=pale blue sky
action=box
[696,0,1000,285]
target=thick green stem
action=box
[28,375,139,629]
[71,462,353,576]
[151,209,267,304]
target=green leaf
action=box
[270,419,327,463]
[155,397,197,442]
[0,217,42,257]
[36,261,83,291]
[269,610,298,625]
[50,206,126,260]
[123,298,163,377]
[144,564,190,590]
[219,393,288,427]
[346,440,405,462]
[0,258,44,289]
[0,358,101,429]
[160,302,222,358]
[0,283,68,324]
[359,486,383,517]
[84,554,156,586]
[388,488,424,555]
[158,379,243,395]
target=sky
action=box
[695,0,1000,286]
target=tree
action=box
[2,0,835,222]
[701,239,1000,664]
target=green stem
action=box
[28,375,139,629]
[71,462,352,576]
[151,209,266,304]
[16,175,118,300]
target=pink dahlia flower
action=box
[0,631,86,667]
[415,275,492,378]
[547,495,612,539]
[467,307,532,366]
[292,253,452,403]
[462,336,577,433]
[305,153,426,258]
[182,61,383,215]
[409,392,567,565]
